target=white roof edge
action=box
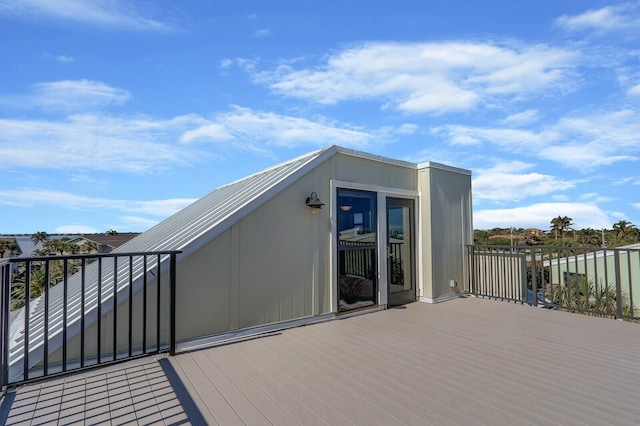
[333,146,418,169]
[332,146,471,175]
[216,146,333,190]
[417,161,472,176]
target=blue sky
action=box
[1,0,639,234]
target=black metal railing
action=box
[339,240,376,279]
[388,242,404,285]
[0,250,180,387]
[467,245,640,320]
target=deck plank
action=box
[171,298,640,425]
[4,297,640,425]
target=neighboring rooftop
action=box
[77,233,140,250]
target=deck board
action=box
[170,298,640,425]
[3,297,640,425]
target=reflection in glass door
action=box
[337,189,377,312]
[387,198,416,306]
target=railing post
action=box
[169,253,177,356]
[1,260,10,388]
[614,250,623,319]
[530,249,537,306]
[468,246,475,296]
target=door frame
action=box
[330,180,421,312]
[386,197,417,306]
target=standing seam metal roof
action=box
[114,146,333,256]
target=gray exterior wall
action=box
[174,152,419,343]
[418,164,473,302]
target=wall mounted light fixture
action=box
[305,192,324,214]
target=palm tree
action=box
[80,241,97,254]
[550,216,563,240]
[612,220,636,240]
[576,228,601,247]
[560,216,573,239]
[32,248,49,256]
[10,267,49,309]
[30,231,49,248]
[44,238,74,255]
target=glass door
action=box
[337,189,377,313]
[387,198,416,306]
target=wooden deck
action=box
[3,297,640,425]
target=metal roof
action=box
[113,146,335,258]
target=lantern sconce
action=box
[305,192,324,214]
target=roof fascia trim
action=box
[417,161,472,176]
[333,146,418,169]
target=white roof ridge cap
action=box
[215,146,332,191]
[418,161,472,175]
[333,146,417,169]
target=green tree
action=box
[560,216,573,239]
[612,220,636,241]
[44,238,74,255]
[0,239,18,258]
[106,229,118,236]
[576,228,601,247]
[550,216,563,240]
[80,241,97,254]
[30,231,49,247]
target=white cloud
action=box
[433,109,640,171]
[610,211,629,220]
[0,189,195,217]
[473,161,574,202]
[0,100,399,172]
[253,28,272,38]
[180,124,233,143]
[396,123,419,135]
[0,0,171,31]
[579,193,615,203]
[538,109,640,169]
[555,2,640,34]
[180,106,390,150]
[501,109,539,126]
[9,80,132,111]
[252,41,578,114]
[0,113,204,173]
[629,83,640,96]
[431,125,551,149]
[474,203,612,229]
[56,55,74,63]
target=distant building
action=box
[72,233,140,253]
